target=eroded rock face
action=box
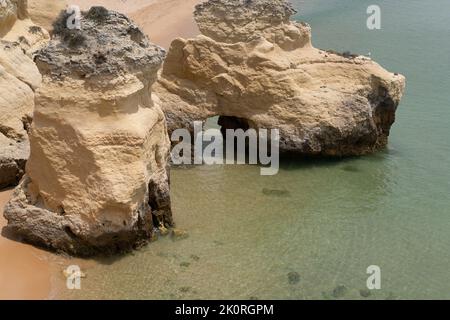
[155,0,406,156]
[27,0,66,32]
[4,7,173,256]
[0,0,46,188]
[0,0,49,53]
[195,0,308,48]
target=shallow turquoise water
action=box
[61,1,450,299]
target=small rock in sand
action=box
[171,229,189,241]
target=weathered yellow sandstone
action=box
[4,7,173,256]
[0,0,46,188]
[156,0,406,156]
[0,0,49,53]
[27,0,66,31]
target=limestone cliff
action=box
[0,0,47,188]
[27,0,66,32]
[155,0,406,156]
[4,7,173,256]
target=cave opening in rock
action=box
[204,115,252,135]
[217,116,251,137]
[171,115,277,174]
[214,115,255,164]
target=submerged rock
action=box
[190,254,200,261]
[287,271,300,285]
[3,7,173,256]
[332,285,348,298]
[155,0,406,156]
[262,188,291,197]
[179,286,191,293]
[359,288,372,298]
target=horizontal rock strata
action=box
[3,7,173,256]
[0,0,47,188]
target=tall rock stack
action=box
[4,7,173,256]
[155,0,406,156]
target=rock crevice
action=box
[0,0,48,189]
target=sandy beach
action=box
[0,190,52,300]
[71,0,201,48]
[0,0,200,300]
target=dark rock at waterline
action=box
[3,179,157,256]
[287,272,300,285]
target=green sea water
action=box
[60,0,450,299]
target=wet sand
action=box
[0,190,97,300]
[0,190,52,300]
